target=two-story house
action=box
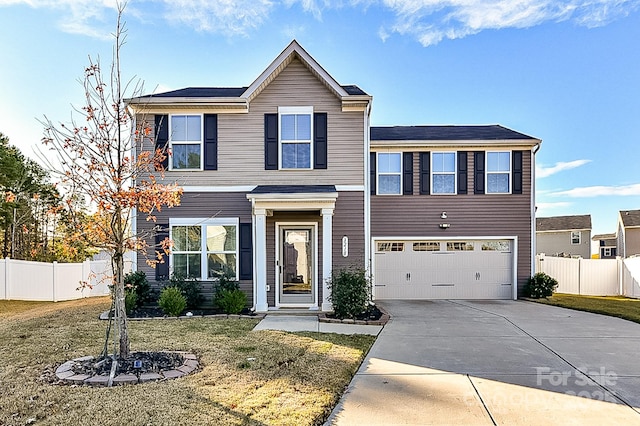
[536,214,592,259]
[127,41,541,312]
[617,210,640,258]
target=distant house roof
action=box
[370,125,537,141]
[620,210,640,228]
[536,215,592,232]
[592,233,616,241]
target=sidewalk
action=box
[252,315,383,336]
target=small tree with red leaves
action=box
[40,4,181,359]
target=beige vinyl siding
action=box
[136,192,253,307]
[536,231,591,259]
[153,59,365,186]
[626,228,640,257]
[371,150,533,294]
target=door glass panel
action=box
[282,230,312,296]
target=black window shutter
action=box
[239,223,253,280]
[370,152,377,195]
[313,113,328,169]
[155,225,169,281]
[403,152,413,195]
[458,151,468,194]
[264,113,278,170]
[512,150,523,194]
[474,152,485,194]
[155,115,169,170]
[204,114,218,170]
[419,152,430,195]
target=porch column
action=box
[254,208,268,312]
[321,208,334,311]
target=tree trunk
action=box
[112,250,130,359]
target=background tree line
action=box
[0,132,96,262]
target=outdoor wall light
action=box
[439,223,451,229]
[440,212,447,219]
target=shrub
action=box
[124,271,152,308]
[524,272,558,299]
[213,272,246,314]
[170,273,204,309]
[124,289,137,315]
[328,268,371,320]
[158,286,187,317]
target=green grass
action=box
[0,297,375,426]
[533,293,640,324]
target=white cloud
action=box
[550,183,640,198]
[2,0,639,43]
[535,201,572,216]
[536,159,591,178]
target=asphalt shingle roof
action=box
[370,125,537,141]
[536,215,592,232]
[145,85,368,99]
[620,210,640,227]
[592,233,616,241]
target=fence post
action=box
[578,258,581,295]
[83,258,91,298]
[3,257,9,300]
[618,256,623,296]
[52,261,58,302]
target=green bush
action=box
[328,268,371,320]
[524,272,559,298]
[124,271,152,308]
[213,272,246,314]
[124,289,137,315]
[170,273,203,309]
[158,286,187,317]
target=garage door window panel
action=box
[481,241,511,252]
[413,242,441,252]
[447,242,474,251]
[377,242,404,252]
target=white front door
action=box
[278,226,315,306]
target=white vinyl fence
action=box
[0,258,113,301]
[536,254,640,297]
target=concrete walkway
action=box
[327,300,640,425]
[253,315,383,336]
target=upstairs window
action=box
[377,152,402,195]
[486,152,511,193]
[170,115,202,170]
[432,152,456,194]
[571,231,581,245]
[279,107,312,169]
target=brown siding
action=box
[136,192,253,306]
[371,150,533,293]
[154,59,365,187]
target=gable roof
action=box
[592,233,616,241]
[371,125,537,141]
[620,210,640,228]
[126,40,370,113]
[536,215,592,232]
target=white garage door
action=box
[374,239,514,299]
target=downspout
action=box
[364,100,372,273]
[531,141,542,278]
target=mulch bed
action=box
[320,304,390,325]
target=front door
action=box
[279,227,315,306]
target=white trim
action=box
[254,209,268,312]
[168,217,240,281]
[275,222,319,309]
[371,236,519,301]
[364,101,372,274]
[335,185,365,192]
[322,209,334,311]
[168,113,204,171]
[182,185,257,193]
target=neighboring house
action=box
[126,41,541,311]
[536,215,592,259]
[617,210,640,258]
[592,233,617,259]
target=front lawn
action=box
[532,293,640,324]
[0,297,375,426]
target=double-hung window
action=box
[170,115,202,170]
[279,107,312,169]
[571,231,581,245]
[432,152,456,194]
[486,151,511,193]
[377,152,402,195]
[170,218,238,280]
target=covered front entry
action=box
[278,224,317,306]
[247,185,338,312]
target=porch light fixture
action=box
[439,223,450,229]
[440,212,447,219]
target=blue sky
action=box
[1,0,639,235]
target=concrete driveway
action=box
[327,300,640,425]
